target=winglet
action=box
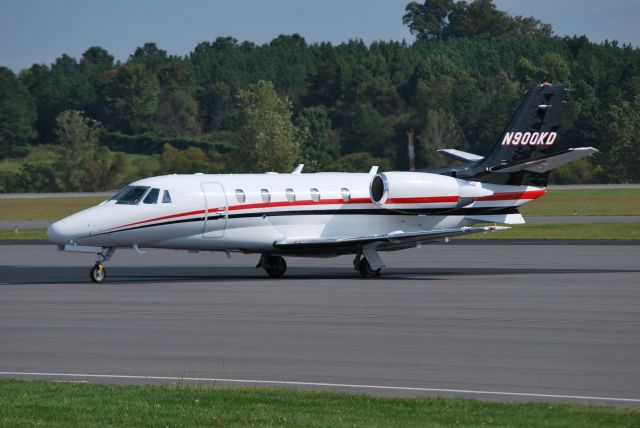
[292,164,304,174]
[369,166,379,175]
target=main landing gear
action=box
[353,253,382,278]
[258,254,287,278]
[90,247,116,283]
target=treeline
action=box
[1,0,640,192]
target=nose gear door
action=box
[201,182,227,238]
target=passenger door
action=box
[201,182,227,238]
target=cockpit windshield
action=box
[109,186,150,205]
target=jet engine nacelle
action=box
[369,171,493,208]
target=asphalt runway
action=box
[1,243,639,407]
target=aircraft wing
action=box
[273,225,509,252]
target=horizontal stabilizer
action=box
[437,149,484,163]
[490,147,598,174]
[274,225,510,251]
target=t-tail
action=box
[432,82,597,187]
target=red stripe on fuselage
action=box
[386,196,459,204]
[476,189,545,201]
[105,209,206,231]
[105,190,540,231]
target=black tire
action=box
[263,256,287,278]
[358,258,381,278]
[90,264,106,283]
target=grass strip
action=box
[520,188,640,216]
[0,380,638,428]
[0,197,105,221]
[0,228,48,240]
[462,223,640,240]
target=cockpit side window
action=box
[162,190,172,203]
[110,186,150,205]
[143,188,160,204]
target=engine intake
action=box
[369,171,493,208]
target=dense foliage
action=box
[1,0,639,191]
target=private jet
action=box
[48,82,597,282]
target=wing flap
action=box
[274,226,510,250]
[465,213,526,224]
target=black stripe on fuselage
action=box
[90,216,206,237]
[90,207,519,236]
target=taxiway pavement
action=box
[1,243,639,406]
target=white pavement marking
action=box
[1,371,639,404]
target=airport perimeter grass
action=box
[2,223,639,242]
[0,189,639,221]
[520,188,640,216]
[0,228,49,240]
[0,196,105,221]
[0,380,638,428]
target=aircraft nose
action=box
[47,219,76,244]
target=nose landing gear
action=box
[89,247,116,283]
[90,264,106,282]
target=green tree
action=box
[342,103,387,155]
[130,42,169,74]
[403,0,553,41]
[81,146,130,191]
[102,63,160,134]
[403,0,455,41]
[54,110,104,189]
[154,89,200,137]
[6,162,61,192]
[53,110,128,191]
[417,109,466,168]
[156,144,224,174]
[233,80,298,172]
[605,95,640,182]
[80,46,115,84]
[329,152,392,172]
[197,81,233,131]
[445,0,511,39]
[542,52,570,82]
[0,67,37,157]
[294,106,339,172]
[19,55,94,142]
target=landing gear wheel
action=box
[263,256,287,278]
[90,264,106,283]
[358,258,381,278]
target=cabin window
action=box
[286,188,296,202]
[341,188,351,202]
[235,189,246,203]
[110,186,149,205]
[310,188,320,202]
[162,190,172,203]
[261,189,271,203]
[143,188,160,204]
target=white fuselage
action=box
[48,172,543,256]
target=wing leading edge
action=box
[274,225,509,253]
